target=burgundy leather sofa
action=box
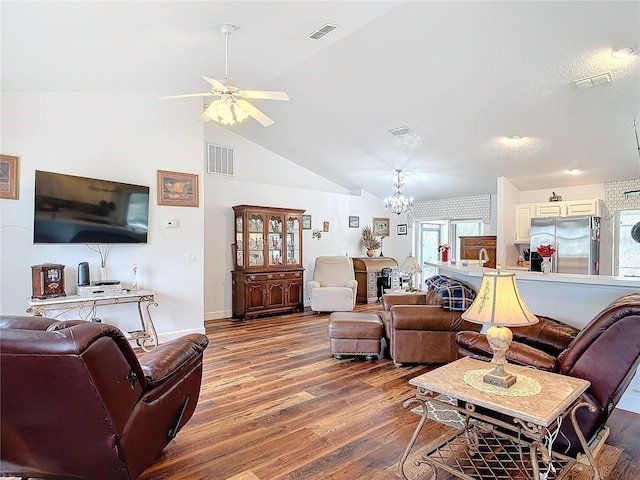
[456,292,640,455]
[380,291,480,366]
[0,315,209,480]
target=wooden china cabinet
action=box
[231,205,305,320]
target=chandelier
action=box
[202,95,249,125]
[384,169,414,216]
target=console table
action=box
[400,356,599,480]
[27,289,158,351]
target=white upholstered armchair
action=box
[309,256,358,312]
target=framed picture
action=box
[323,221,330,232]
[397,224,408,235]
[157,170,199,207]
[0,154,19,200]
[373,217,390,237]
[349,216,359,228]
[302,215,312,230]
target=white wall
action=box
[1,92,205,341]
[202,126,390,320]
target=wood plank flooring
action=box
[4,304,638,479]
[136,304,640,480]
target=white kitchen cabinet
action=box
[513,198,603,245]
[566,199,602,216]
[513,203,536,244]
[536,201,566,217]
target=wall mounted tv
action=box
[34,170,150,244]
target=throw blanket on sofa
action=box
[424,275,476,312]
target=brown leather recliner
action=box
[380,292,480,366]
[456,292,640,455]
[0,315,209,480]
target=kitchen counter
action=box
[425,261,640,289]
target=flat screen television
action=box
[34,170,150,244]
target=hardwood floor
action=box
[134,304,640,480]
[4,304,638,479]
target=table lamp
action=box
[401,253,422,291]
[461,267,538,388]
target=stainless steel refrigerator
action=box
[529,216,600,274]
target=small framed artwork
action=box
[397,224,408,235]
[373,217,390,237]
[302,215,312,230]
[157,170,199,207]
[323,221,330,232]
[349,216,359,228]
[0,154,19,200]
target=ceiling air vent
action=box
[207,144,234,176]
[306,24,340,40]
[573,72,613,89]
[388,126,413,137]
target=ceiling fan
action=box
[158,24,289,127]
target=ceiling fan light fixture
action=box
[203,98,248,126]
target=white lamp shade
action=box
[401,253,422,274]
[461,270,538,327]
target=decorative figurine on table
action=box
[537,244,556,275]
[438,243,450,263]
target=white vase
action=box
[541,257,552,275]
[100,266,108,281]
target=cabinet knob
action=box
[249,274,256,280]
[267,274,273,279]
[279,273,285,277]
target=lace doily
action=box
[463,369,542,397]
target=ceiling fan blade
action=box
[158,92,216,100]
[202,76,227,90]
[239,90,289,101]
[237,99,274,126]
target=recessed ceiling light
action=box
[611,45,638,58]
[507,135,522,141]
[568,168,584,175]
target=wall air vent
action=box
[573,72,613,89]
[306,24,340,40]
[207,144,234,176]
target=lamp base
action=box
[483,367,517,388]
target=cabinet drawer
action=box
[246,271,302,282]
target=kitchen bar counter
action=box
[425,260,640,413]
[425,260,640,288]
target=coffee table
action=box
[400,356,599,480]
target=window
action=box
[615,209,640,277]
[416,222,446,284]
[415,219,483,287]
[451,220,483,260]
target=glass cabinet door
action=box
[268,215,283,266]
[248,213,265,267]
[285,215,301,266]
[235,215,244,267]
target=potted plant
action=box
[361,226,381,257]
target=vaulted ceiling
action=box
[2,1,639,201]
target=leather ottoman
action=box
[327,312,384,360]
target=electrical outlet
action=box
[165,220,178,228]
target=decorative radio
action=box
[31,263,66,299]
